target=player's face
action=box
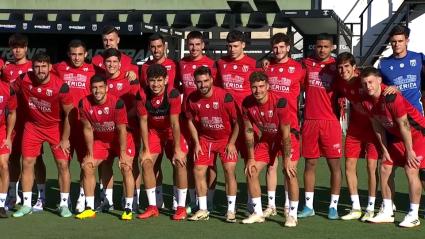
[272,42,290,62]
[104,56,121,75]
[68,46,87,68]
[33,61,51,83]
[150,39,165,61]
[227,41,245,60]
[361,75,382,98]
[195,74,213,96]
[315,40,333,61]
[390,34,408,56]
[11,46,27,61]
[188,38,204,59]
[251,80,269,102]
[337,61,356,81]
[148,76,167,95]
[91,81,108,103]
[102,32,120,49]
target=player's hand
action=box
[244,159,257,178]
[225,143,238,161]
[383,86,399,95]
[58,139,71,155]
[284,158,297,178]
[119,151,132,170]
[172,148,186,167]
[406,149,420,168]
[0,137,12,151]
[261,59,270,71]
[193,143,203,162]
[125,71,137,81]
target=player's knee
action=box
[82,162,95,173]
[0,160,8,171]
[141,158,154,169]
[120,162,132,173]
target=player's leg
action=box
[242,161,267,224]
[264,158,278,218]
[207,165,217,211]
[399,165,421,228]
[283,159,300,227]
[368,163,394,223]
[0,152,10,218]
[97,157,114,212]
[33,154,46,212]
[119,137,136,220]
[361,143,379,222]
[51,147,72,218]
[6,128,23,210]
[76,159,103,219]
[138,153,160,219]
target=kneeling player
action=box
[137,64,188,220]
[185,66,239,222]
[242,72,298,226]
[76,75,135,220]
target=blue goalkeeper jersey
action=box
[379,50,425,115]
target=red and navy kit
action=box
[0,81,17,155]
[242,92,296,164]
[186,86,237,166]
[301,57,342,159]
[336,77,379,160]
[79,94,134,160]
[136,86,187,158]
[13,72,73,160]
[361,84,425,167]
[92,52,138,76]
[140,58,177,88]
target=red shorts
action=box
[148,129,188,159]
[92,133,135,160]
[236,130,259,161]
[254,133,300,165]
[302,119,342,159]
[345,133,379,160]
[0,125,11,155]
[70,119,86,162]
[194,138,236,166]
[385,137,425,168]
[22,122,69,160]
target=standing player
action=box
[298,33,342,220]
[263,33,304,217]
[136,64,188,221]
[360,67,423,228]
[2,33,46,212]
[379,25,425,114]
[185,66,239,222]
[12,52,74,218]
[53,39,96,213]
[75,75,135,220]
[178,31,217,212]
[0,79,17,218]
[335,53,379,221]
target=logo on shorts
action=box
[213,102,219,109]
[46,89,53,96]
[103,107,109,115]
[117,83,123,90]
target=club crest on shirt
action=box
[46,89,53,96]
[103,107,110,115]
[213,102,219,109]
[116,83,123,91]
[410,59,416,67]
[242,65,249,72]
[268,110,273,117]
[288,66,295,73]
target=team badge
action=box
[103,107,110,115]
[206,104,210,109]
[242,65,248,72]
[279,68,284,73]
[410,59,416,66]
[23,22,27,30]
[109,84,113,88]
[165,65,172,70]
[46,89,53,96]
[288,66,295,73]
[83,67,88,72]
[268,110,273,117]
[128,24,134,32]
[92,24,97,31]
[57,23,62,31]
[233,65,238,70]
[117,83,123,90]
[155,100,161,105]
[213,102,219,109]
[97,110,103,115]
[37,88,42,93]
[400,63,404,68]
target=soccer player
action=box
[178,31,218,212]
[298,33,342,220]
[263,33,304,218]
[2,33,46,212]
[241,72,297,226]
[360,67,424,228]
[53,39,95,213]
[0,79,17,218]
[136,64,188,221]
[75,75,135,220]
[11,52,74,218]
[379,25,425,114]
[185,66,239,222]
[140,33,178,89]
[91,26,138,79]
[98,48,140,212]
[335,53,380,221]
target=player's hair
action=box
[389,25,410,38]
[8,33,28,48]
[32,51,51,64]
[249,71,269,84]
[102,25,119,36]
[336,52,356,66]
[270,33,290,46]
[226,30,245,43]
[316,33,334,44]
[149,33,165,44]
[193,66,211,79]
[360,66,382,79]
[147,64,167,79]
[90,74,107,86]
[102,48,121,61]
[187,31,204,41]
[68,39,87,51]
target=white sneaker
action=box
[32,198,45,212]
[367,211,394,223]
[242,213,265,224]
[341,209,362,220]
[188,210,209,221]
[361,210,374,222]
[284,215,298,227]
[263,207,277,218]
[75,198,85,213]
[399,214,420,228]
